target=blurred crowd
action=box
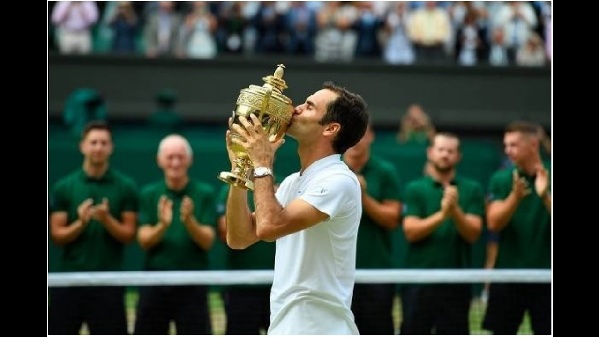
[49,1,551,67]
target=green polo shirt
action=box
[403,175,485,269]
[354,155,403,269]
[50,168,139,272]
[216,185,275,271]
[487,165,551,269]
[138,179,217,271]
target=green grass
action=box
[79,290,531,335]
[122,290,226,334]
[468,297,532,335]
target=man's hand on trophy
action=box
[231,114,285,168]
[225,117,239,167]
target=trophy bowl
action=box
[218,64,294,191]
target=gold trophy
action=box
[218,64,294,191]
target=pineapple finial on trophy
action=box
[262,64,288,94]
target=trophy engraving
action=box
[219,64,294,190]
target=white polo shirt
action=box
[268,154,361,335]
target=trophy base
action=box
[218,171,255,191]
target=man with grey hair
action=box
[134,134,217,334]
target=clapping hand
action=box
[441,185,459,214]
[158,195,173,228]
[92,198,111,223]
[441,185,459,217]
[512,169,531,200]
[534,163,549,197]
[180,196,195,224]
[77,198,94,225]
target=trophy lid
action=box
[262,64,288,94]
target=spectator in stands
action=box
[542,2,551,62]
[314,2,359,62]
[143,1,183,58]
[251,1,286,54]
[453,7,489,66]
[516,31,547,67]
[51,1,99,55]
[351,1,386,59]
[492,1,538,65]
[488,26,509,66]
[223,82,369,334]
[482,121,551,335]
[343,124,403,335]
[215,2,249,54]
[178,1,218,59]
[49,2,58,51]
[147,88,183,133]
[447,2,488,59]
[406,1,452,64]
[49,121,139,335]
[216,183,276,335]
[134,134,216,334]
[383,1,415,65]
[396,103,436,146]
[108,1,140,54]
[400,132,484,335]
[284,1,318,56]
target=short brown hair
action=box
[505,121,540,136]
[431,131,461,151]
[319,81,369,154]
[81,120,112,141]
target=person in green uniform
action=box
[134,134,217,335]
[147,88,183,133]
[49,121,139,335]
[216,183,276,335]
[343,125,403,334]
[400,132,484,335]
[482,121,551,335]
